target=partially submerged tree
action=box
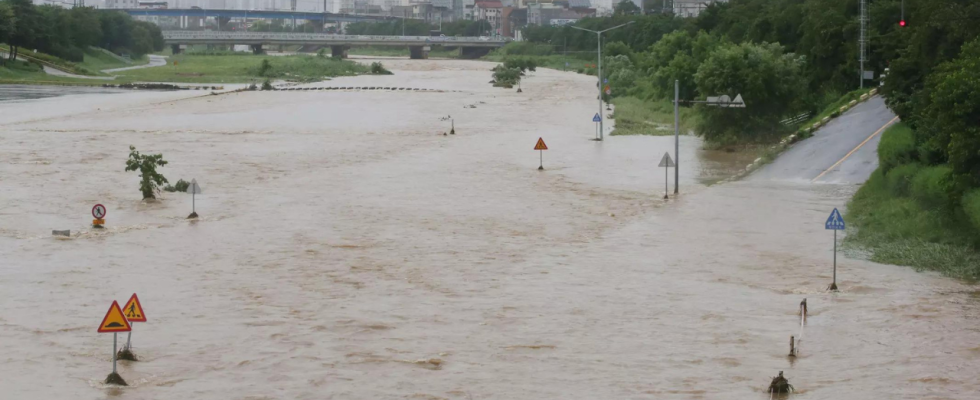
[125,145,168,199]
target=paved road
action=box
[101,54,168,73]
[749,95,898,184]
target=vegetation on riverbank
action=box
[608,97,698,136]
[114,54,368,83]
[347,46,460,59]
[0,59,102,85]
[844,129,980,280]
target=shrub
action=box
[963,190,980,233]
[877,124,917,173]
[492,64,521,87]
[909,166,953,209]
[257,59,272,77]
[370,62,392,75]
[885,163,921,196]
[164,179,190,192]
[261,79,273,90]
[124,146,169,200]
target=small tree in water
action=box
[125,145,169,199]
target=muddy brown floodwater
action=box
[1,59,978,400]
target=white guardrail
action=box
[162,31,509,44]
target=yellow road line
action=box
[811,115,900,183]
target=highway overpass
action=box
[118,8,399,23]
[162,31,508,59]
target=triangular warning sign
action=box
[123,293,147,323]
[97,300,132,333]
[534,137,548,150]
[658,152,675,168]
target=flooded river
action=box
[1,59,977,399]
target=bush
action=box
[124,145,168,200]
[492,64,521,87]
[877,123,917,173]
[885,163,921,197]
[370,62,392,75]
[910,166,953,209]
[496,41,553,56]
[257,59,272,77]
[163,179,190,192]
[261,79,273,90]
[963,190,980,233]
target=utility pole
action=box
[859,0,868,88]
[571,21,634,141]
[674,80,679,194]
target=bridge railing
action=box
[162,31,509,44]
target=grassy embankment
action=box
[844,123,980,280]
[79,48,148,72]
[0,59,102,85]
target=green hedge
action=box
[910,166,953,208]
[877,123,917,173]
[885,163,921,196]
[964,189,980,233]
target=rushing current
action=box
[1,59,977,399]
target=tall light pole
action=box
[571,21,634,141]
[672,83,746,194]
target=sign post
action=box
[187,179,202,219]
[534,137,548,170]
[98,300,132,386]
[592,113,601,140]
[92,204,106,227]
[121,293,146,358]
[825,208,846,291]
[658,152,675,200]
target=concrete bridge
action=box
[120,8,398,24]
[162,31,508,59]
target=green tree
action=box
[6,0,39,61]
[0,2,15,65]
[125,146,169,200]
[614,0,641,16]
[694,41,806,145]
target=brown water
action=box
[1,59,978,399]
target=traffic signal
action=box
[899,20,906,27]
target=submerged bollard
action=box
[800,298,807,324]
[789,335,796,357]
[52,230,70,237]
[768,371,793,394]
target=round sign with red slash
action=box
[92,204,107,219]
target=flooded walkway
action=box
[0,59,977,399]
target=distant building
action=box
[106,0,139,8]
[474,0,502,35]
[673,0,727,18]
[137,1,168,8]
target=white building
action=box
[673,0,727,18]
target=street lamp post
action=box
[672,80,745,194]
[571,21,634,141]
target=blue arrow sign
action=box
[593,113,601,122]
[825,208,845,230]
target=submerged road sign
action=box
[534,137,548,150]
[92,204,106,219]
[659,152,674,199]
[123,294,146,322]
[593,113,601,122]
[534,137,548,170]
[825,208,845,230]
[98,301,132,333]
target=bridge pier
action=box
[331,45,349,59]
[409,46,430,60]
[460,47,491,59]
[250,44,264,55]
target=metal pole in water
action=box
[113,333,117,373]
[664,165,668,199]
[597,32,603,141]
[126,330,131,351]
[539,150,543,170]
[674,80,680,194]
[833,229,838,288]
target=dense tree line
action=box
[0,0,163,64]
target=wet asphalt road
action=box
[749,95,898,184]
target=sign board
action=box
[97,301,132,333]
[658,152,675,168]
[188,179,202,195]
[92,204,107,219]
[534,137,548,151]
[825,208,845,230]
[863,70,875,80]
[93,219,105,225]
[123,293,147,323]
[592,113,601,123]
[605,87,611,95]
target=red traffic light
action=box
[899,20,906,27]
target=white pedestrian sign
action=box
[825,208,845,230]
[592,113,601,122]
